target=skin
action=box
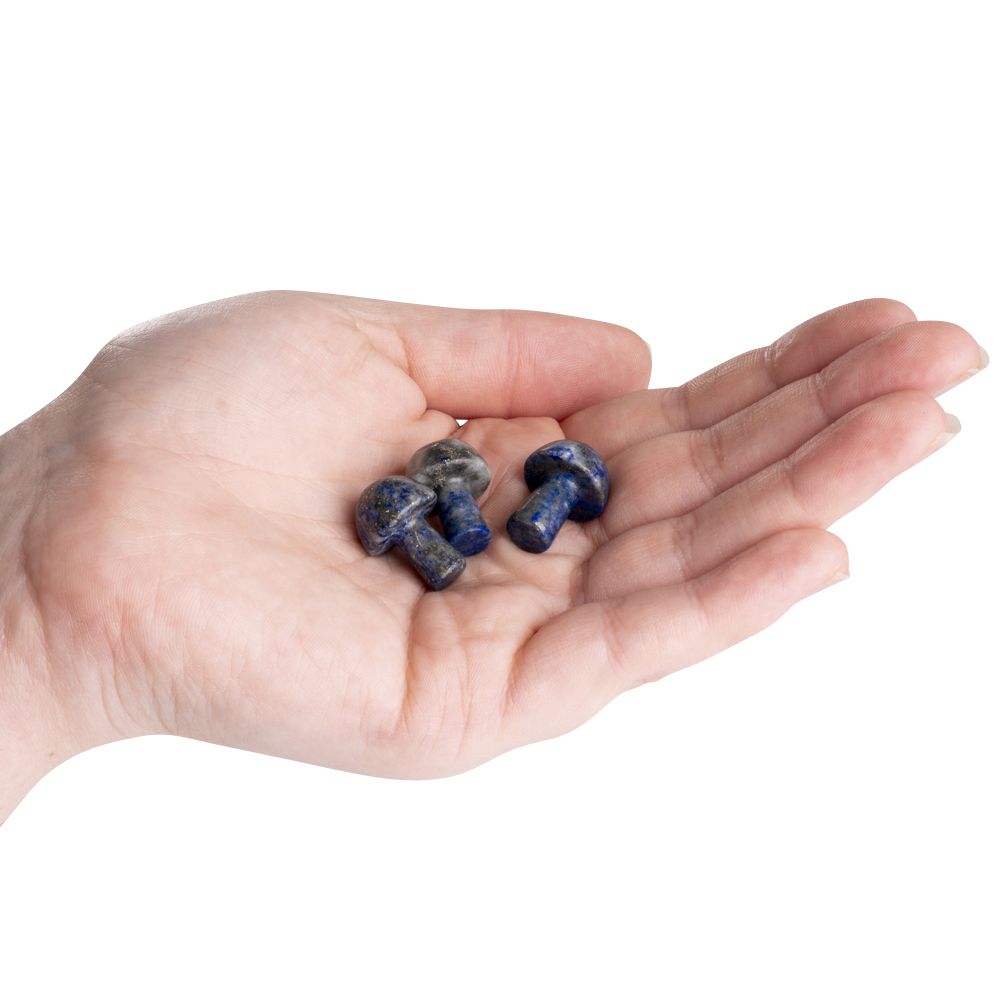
[0,291,987,822]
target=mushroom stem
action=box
[506,472,579,554]
[397,516,466,591]
[438,488,492,556]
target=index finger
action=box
[561,297,917,457]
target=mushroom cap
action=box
[406,438,491,498]
[355,476,437,555]
[523,439,609,520]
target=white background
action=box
[1,2,997,997]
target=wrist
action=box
[0,408,132,822]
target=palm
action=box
[33,291,981,777]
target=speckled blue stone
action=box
[406,439,492,556]
[506,440,609,553]
[437,487,492,555]
[355,476,466,590]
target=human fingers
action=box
[585,392,953,601]
[599,320,984,540]
[561,297,917,456]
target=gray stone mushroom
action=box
[406,438,492,556]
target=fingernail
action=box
[927,412,961,455]
[816,567,850,593]
[941,346,989,392]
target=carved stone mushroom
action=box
[406,438,492,556]
[506,440,609,553]
[355,475,466,590]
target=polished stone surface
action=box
[506,440,609,553]
[406,438,492,556]
[355,475,466,590]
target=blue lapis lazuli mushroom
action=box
[506,440,609,553]
[355,476,466,590]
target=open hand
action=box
[4,292,985,807]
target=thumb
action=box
[373,299,651,419]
